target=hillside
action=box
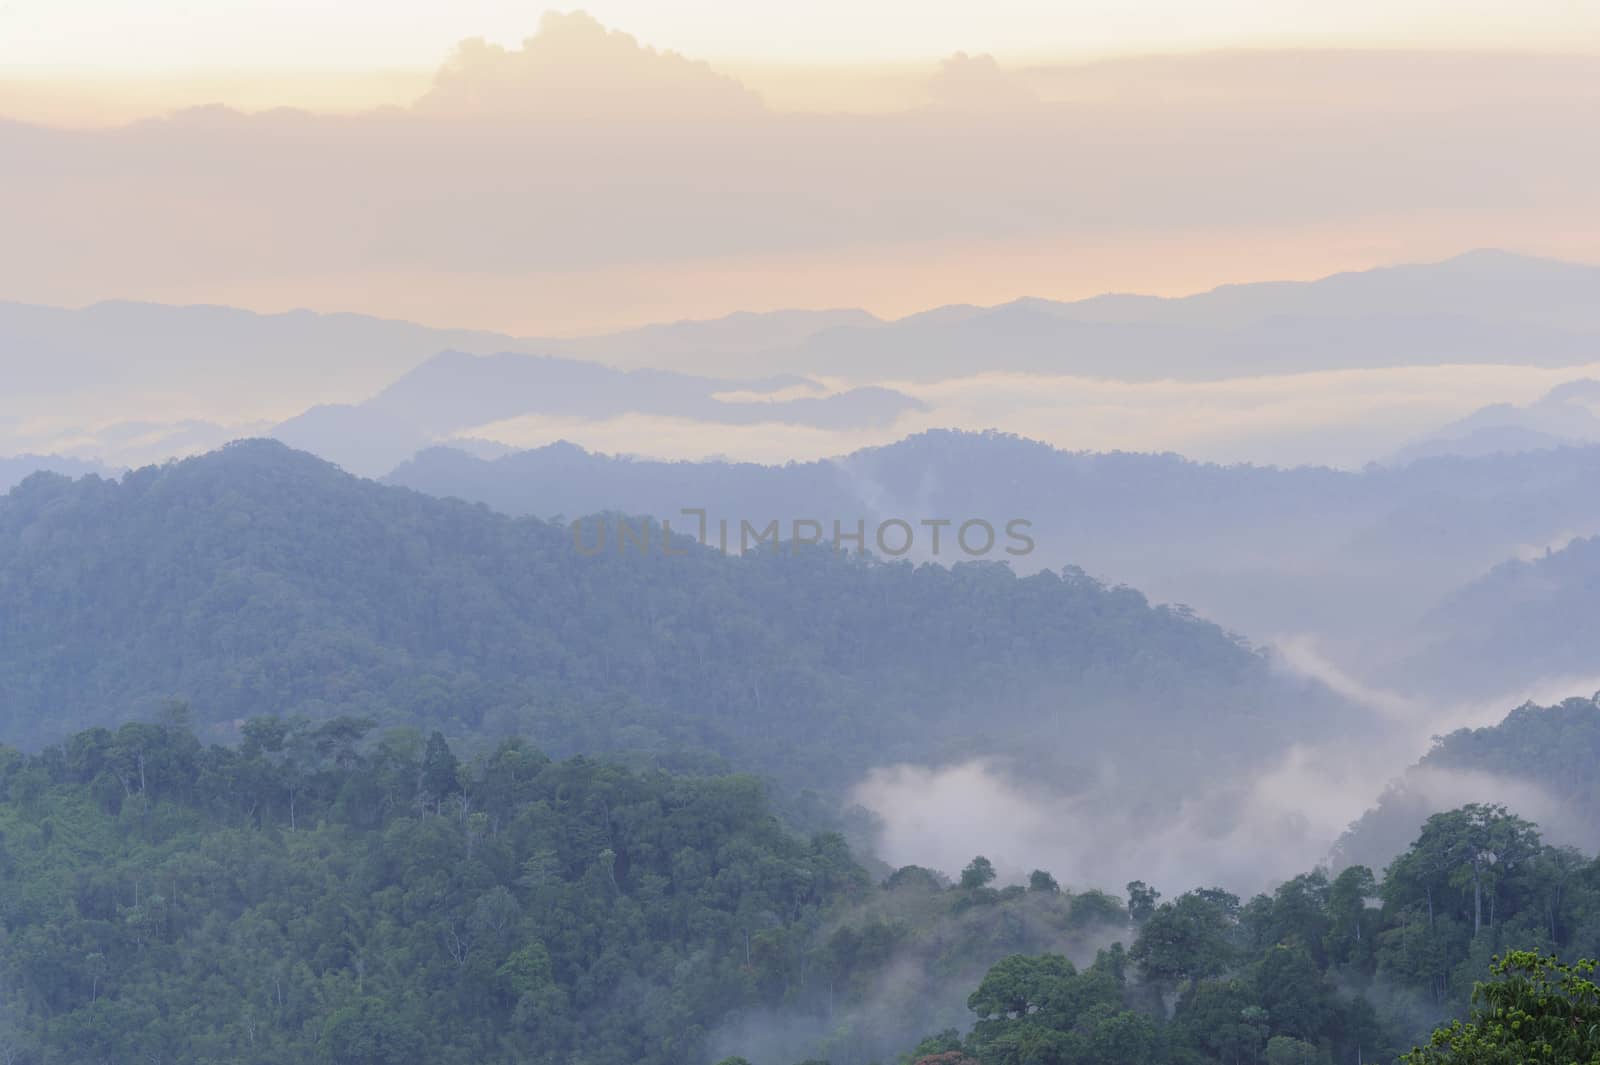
[387,431,1600,657]
[1336,696,1600,871]
[0,441,1338,804]
[1397,534,1600,696]
[8,720,1600,1065]
[0,718,867,1065]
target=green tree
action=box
[1327,865,1377,964]
[1127,881,1160,925]
[1131,889,1240,986]
[1402,952,1600,1064]
[962,856,998,890]
[420,730,461,814]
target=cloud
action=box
[850,650,1600,900]
[435,361,1600,470]
[414,11,764,120]
[850,752,1364,897]
[927,52,1038,111]
[3,34,1598,334]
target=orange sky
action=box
[4,12,1598,334]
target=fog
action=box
[451,361,1600,469]
[851,662,1600,898]
[0,358,1589,472]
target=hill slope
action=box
[1336,696,1600,870]
[0,441,1342,802]
[1399,534,1600,696]
[387,430,1600,659]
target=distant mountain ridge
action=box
[271,350,926,475]
[525,249,1600,380]
[0,297,526,414]
[7,250,1599,453]
[8,250,1600,480]
[1389,378,1600,463]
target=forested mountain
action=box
[1337,696,1600,872]
[1398,534,1600,696]
[0,717,864,1064]
[0,441,1337,810]
[387,430,1600,659]
[3,718,1597,1065]
[885,802,1600,1065]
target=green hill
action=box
[0,440,1340,801]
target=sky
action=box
[6,0,1600,71]
[3,5,1599,336]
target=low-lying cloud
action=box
[447,363,1600,470]
[850,661,1600,900]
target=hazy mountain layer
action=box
[1390,378,1600,463]
[1399,534,1600,697]
[387,430,1600,666]
[8,251,1600,474]
[273,352,923,475]
[530,250,1600,380]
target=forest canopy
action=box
[0,717,1598,1064]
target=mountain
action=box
[386,430,1600,660]
[1060,248,1600,331]
[1336,696,1600,871]
[536,250,1600,381]
[10,251,1600,462]
[0,718,870,1065]
[0,714,1522,1065]
[9,252,1600,481]
[771,309,1599,383]
[0,300,893,454]
[1390,378,1600,463]
[1397,532,1600,697]
[0,440,1343,805]
[526,306,882,366]
[0,299,927,474]
[0,299,527,420]
[0,718,1591,1065]
[271,351,925,475]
